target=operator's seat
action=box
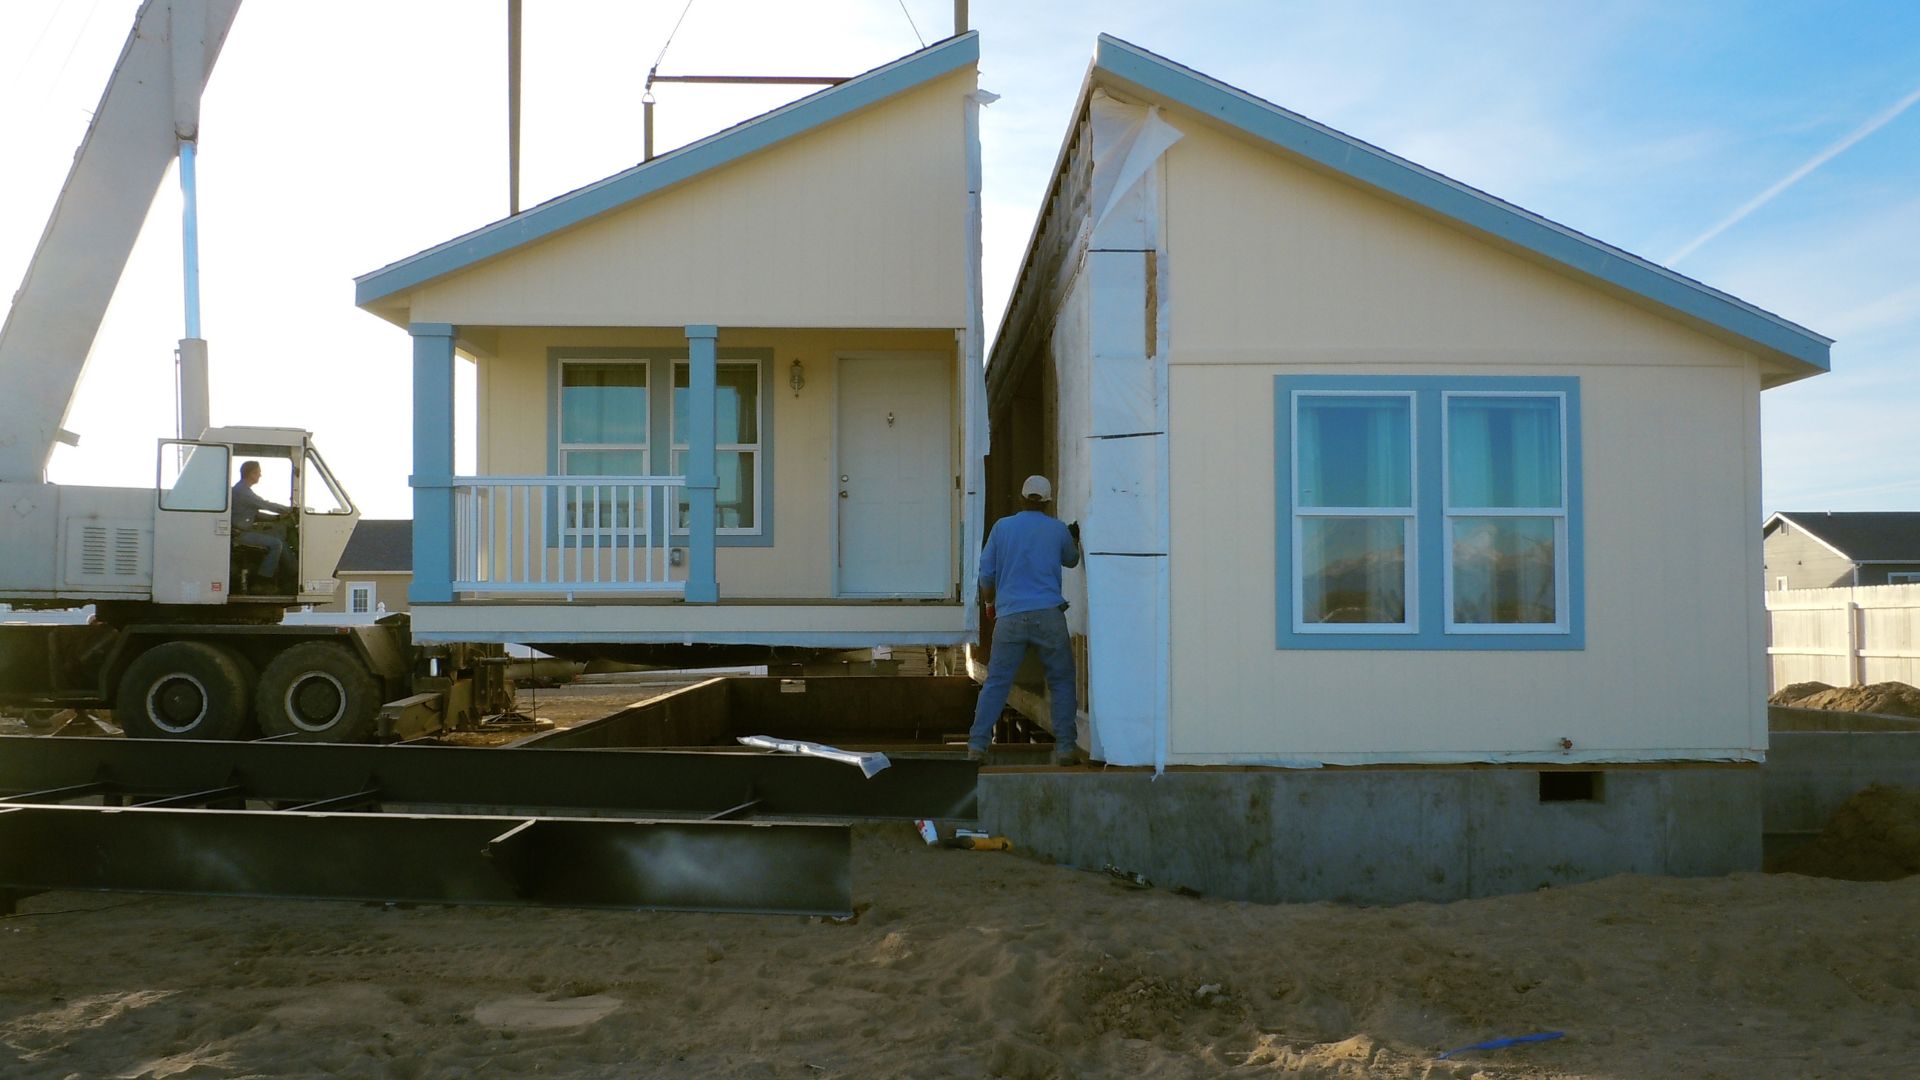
[231,539,269,595]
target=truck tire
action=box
[115,641,252,740]
[255,642,380,742]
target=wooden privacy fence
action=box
[1766,583,1920,691]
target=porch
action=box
[405,322,979,647]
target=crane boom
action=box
[0,0,243,484]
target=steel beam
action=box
[0,736,978,821]
[0,804,851,915]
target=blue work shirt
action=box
[978,510,1080,617]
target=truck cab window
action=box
[158,441,230,512]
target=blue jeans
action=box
[969,607,1077,753]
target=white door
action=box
[837,354,952,596]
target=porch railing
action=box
[451,475,686,596]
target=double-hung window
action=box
[557,360,648,541]
[1277,376,1582,650]
[672,361,762,534]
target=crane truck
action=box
[0,0,507,741]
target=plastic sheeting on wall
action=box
[1078,93,1182,771]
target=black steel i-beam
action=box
[0,736,978,821]
[0,804,851,916]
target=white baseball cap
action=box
[1021,475,1053,502]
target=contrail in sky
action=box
[1668,82,1920,265]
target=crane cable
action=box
[895,0,926,49]
[645,0,701,96]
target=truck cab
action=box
[0,427,358,617]
[156,426,359,609]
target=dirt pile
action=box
[1769,680,1920,719]
[1768,785,1920,881]
[1767,681,1833,707]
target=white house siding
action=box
[404,69,974,331]
[1160,121,1767,765]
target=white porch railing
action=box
[451,475,686,596]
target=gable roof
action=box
[355,32,979,310]
[1765,512,1920,563]
[994,35,1831,386]
[336,519,412,573]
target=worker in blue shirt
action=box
[969,475,1086,765]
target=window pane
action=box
[673,449,756,530]
[1297,396,1411,508]
[1300,517,1407,624]
[560,363,647,445]
[562,450,646,476]
[1451,516,1558,624]
[1447,396,1561,508]
[674,363,760,445]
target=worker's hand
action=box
[984,602,995,620]
[1067,520,1081,543]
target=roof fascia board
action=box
[1769,512,1863,562]
[1088,35,1831,378]
[356,33,979,307]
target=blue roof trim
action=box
[1090,35,1831,376]
[356,33,980,306]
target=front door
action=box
[836,354,951,596]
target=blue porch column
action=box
[409,323,456,603]
[683,324,720,603]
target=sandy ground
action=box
[2,823,1917,1080]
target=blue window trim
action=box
[1274,374,1584,651]
[545,347,776,549]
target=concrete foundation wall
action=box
[980,765,1759,905]
[1763,731,1920,842]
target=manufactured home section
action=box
[1158,118,1769,766]
[393,68,974,331]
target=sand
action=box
[1769,680,1920,720]
[3,824,1918,1079]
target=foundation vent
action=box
[1538,770,1603,803]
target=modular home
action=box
[980,37,1832,901]
[356,35,988,656]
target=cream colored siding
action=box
[475,326,958,600]
[314,573,409,614]
[407,71,974,330]
[1160,122,1766,764]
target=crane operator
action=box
[232,460,291,587]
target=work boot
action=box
[1052,746,1088,767]
[966,747,988,764]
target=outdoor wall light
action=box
[789,359,806,396]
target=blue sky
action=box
[1,1,1915,518]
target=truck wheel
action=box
[115,641,252,740]
[255,642,380,742]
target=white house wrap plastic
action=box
[737,736,892,779]
[1079,94,1182,772]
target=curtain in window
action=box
[1447,396,1562,625]
[1297,396,1411,508]
[1447,397,1560,508]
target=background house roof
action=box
[1766,511,1920,562]
[355,32,979,310]
[336,519,413,573]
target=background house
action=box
[979,36,1831,902]
[313,519,411,615]
[355,35,988,660]
[1763,511,1920,590]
